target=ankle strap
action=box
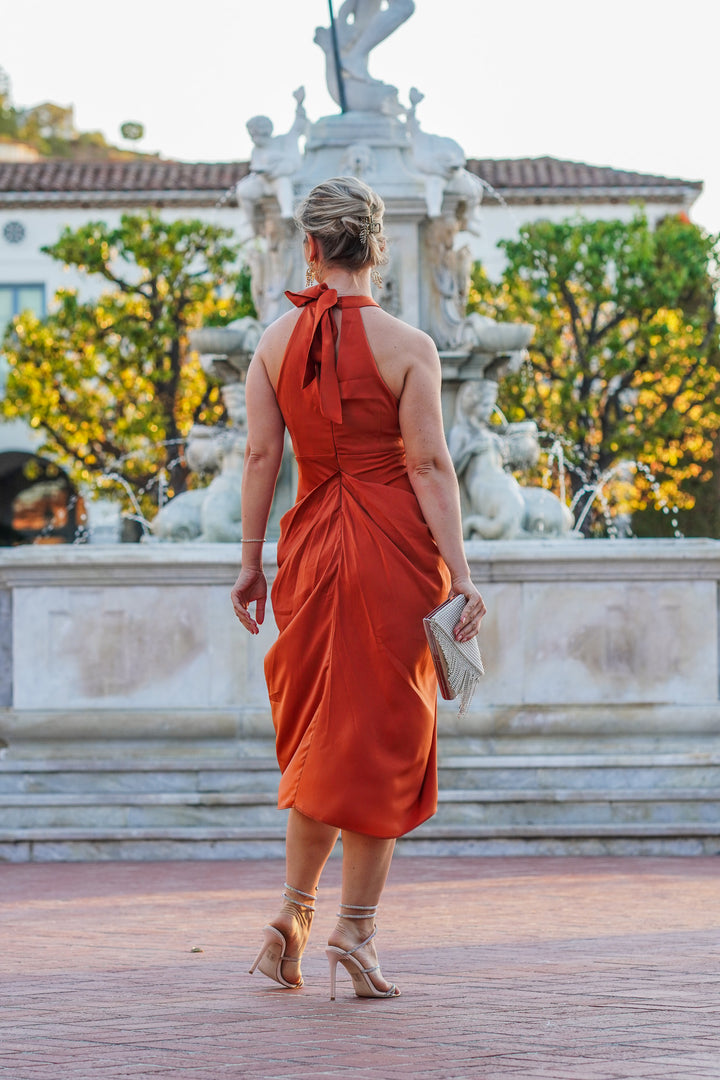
[342,927,378,957]
[283,882,317,910]
[337,903,377,920]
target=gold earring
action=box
[306,262,317,287]
[371,268,383,288]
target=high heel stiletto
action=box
[326,904,400,1000]
[249,883,316,989]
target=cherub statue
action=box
[449,380,525,539]
[152,428,245,543]
[448,379,574,539]
[235,88,308,241]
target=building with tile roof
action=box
[0,155,701,209]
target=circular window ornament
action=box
[3,221,25,244]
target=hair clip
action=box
[359,215,382,244]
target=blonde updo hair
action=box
[295,176,388,271]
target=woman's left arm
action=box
[230,348,286,634]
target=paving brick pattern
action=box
[1,857,719,1079]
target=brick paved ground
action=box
[1,857,719,1080]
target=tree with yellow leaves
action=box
[2,214,252,517]
[469,213,720,535]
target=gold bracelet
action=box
[240,538,266,543]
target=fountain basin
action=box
[189,323,262,358]
[1,538,718,751]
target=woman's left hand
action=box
[230,568,267,635]
[450,576,487,643]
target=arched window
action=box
[0,452,85,545]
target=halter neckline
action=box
[284,284,380,423]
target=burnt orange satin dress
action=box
[264,283,450,839]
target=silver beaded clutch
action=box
[423,594,484,716]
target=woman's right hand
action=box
[450,575,486,644]
[230,568,268,635]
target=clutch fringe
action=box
[434,626,481,717]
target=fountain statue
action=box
[448,377,574,539]
[235,89,309,243]
[181,0,568,540]
[314,0,414,115]
[152,319,258,542]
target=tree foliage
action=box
[1,214,248,514]
[469,213,720,535]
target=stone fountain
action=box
[2,3,718,861]
[155,0,569,542]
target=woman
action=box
[231,177,485,1000]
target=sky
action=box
[5,0,720,234]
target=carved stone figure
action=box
[246,213,299,326]
[377,264,401,316]
[406,88,466,218]
[448,167,485,237]
[340,142,376,179]
[152,324,257,542]
[449,379,574,539]
[424,214,466,349]
[152,427,245,543]
[198,436,244,542]
[339,0,415,81]
[520,486,575,537]
[235,88,308,242]
[449,380,525,539]
[314,0,414,114]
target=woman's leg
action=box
[268,809,339,984]
[327,830,397,994]
[284,807,340,896]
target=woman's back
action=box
[274,287,415,499]
[261,292,432,405]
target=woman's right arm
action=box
[230,344,286,634]
[398,334,486,642]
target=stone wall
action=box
[1,539,718,758]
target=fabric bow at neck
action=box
[285,283,343,424]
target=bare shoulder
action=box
[256,307,303,357]
[361,308,439,397]
[363,308,437,358]
[254,307,303,383]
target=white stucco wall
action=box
[0,205,241,309]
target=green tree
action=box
[469,214,720,535]
[2,214,245,514]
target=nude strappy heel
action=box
[249,883,316,989]
[326,904,400,1000]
